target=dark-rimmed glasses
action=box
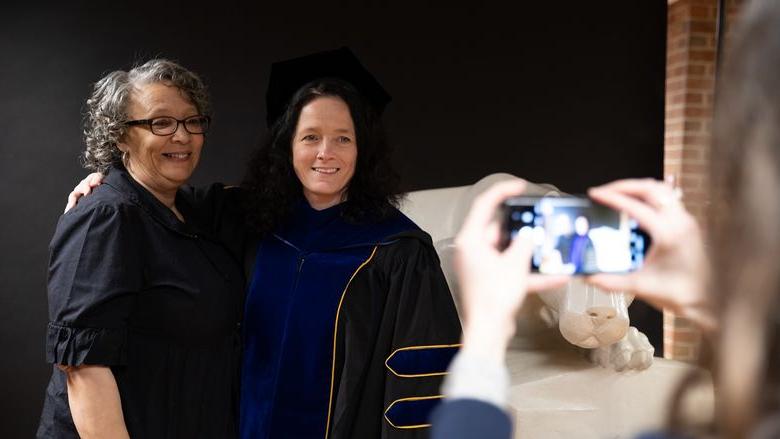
[125,115,211,136]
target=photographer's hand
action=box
[586,179,715,333]
[454,180,569,362]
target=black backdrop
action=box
[0,2,666,436]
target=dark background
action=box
[0,2,666,436]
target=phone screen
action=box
[502,196,648,275]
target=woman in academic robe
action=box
[63,48,462,438]
[237,48,462,438]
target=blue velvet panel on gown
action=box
[240,201,420,438]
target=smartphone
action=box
[501,195,649,275]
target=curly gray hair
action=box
[82,59,210,172]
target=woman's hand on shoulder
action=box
[65,172,105,213]
[586,178,715,333]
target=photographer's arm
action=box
[431,180,568,439]
[453,180,569,363]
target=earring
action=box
[121,150,129,166]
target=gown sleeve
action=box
[46,202,143,366]
[334,234,462,439]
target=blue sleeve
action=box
[429,399,512,439]
[430,400,684,439]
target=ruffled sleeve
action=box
[46,323,127,365]
[46,202,142,366]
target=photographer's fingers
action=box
[591,179,682,212]
[527,274,570,293]
[503,232,570,293]
[484,221,501,248]
[457,179,526,243]
[588,187,663,237]
[503,226,534,266]
[586,273,639,296]
[585,274,674,316]
[585,273,637,293]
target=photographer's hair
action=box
[82,59,210,172]
[707,0,780,437]
[242,78,401,235]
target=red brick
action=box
[670,93,686,105]
[688,64,707,76]
[666,107,685,119]
[690,5,714,19]
[668,33,687,48]
[684,120,703,131]
[666,120,684,131]
[671,329,702,344]
[682,149,703,162]
[682,191,708,203]
[688,35,709,48]
[683,133,710,144]
[668,65,687,78]
[672,345,693,360]
[665,150,683,161]
[689,49,716,62]
[687,77,715,90]
[683,163,708,174]
[666,100,686,110]
[664,0,735,371]
[668,51,689,65]
[686,92,704,104]
[689,21,716,33]
[668,21,687,37]
[685,106,712,118]
[665,135,684,146]
[673,315,697,329]
[680,175,703,188]
[666,79,686,93]
[665,166,683,178]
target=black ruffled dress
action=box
[36,167,244,438]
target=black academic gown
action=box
[239,201,462,439]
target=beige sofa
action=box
[400,173,714,439]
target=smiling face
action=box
[292,96,358,210]
[119,82,204,198]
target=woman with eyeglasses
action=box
[37,59,244,438]
[61,49,464,438]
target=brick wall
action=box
[663,0,744,362]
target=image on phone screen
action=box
[503,196,648,275]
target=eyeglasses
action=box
[125,115,211,136]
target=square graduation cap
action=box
[265,47,392,127]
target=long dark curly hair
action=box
[242,78,401,235]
